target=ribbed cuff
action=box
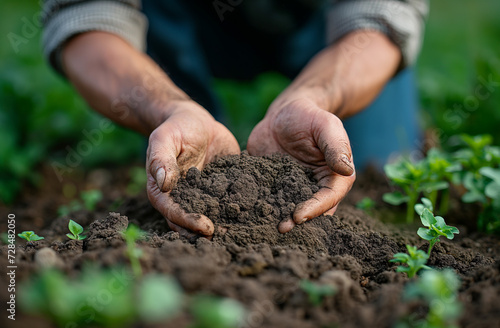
[327,1,428,68]
[42,1,147,77]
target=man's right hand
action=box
[146,100,240,238]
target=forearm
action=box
[273,30,401,119]
[62,31,191,135]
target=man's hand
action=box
[248,30,400,233]
[247,98,355,233]
[146,100,240,238]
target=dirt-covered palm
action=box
[147,101,240,238]
[247,98,356,233]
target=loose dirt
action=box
[1,153,499,328]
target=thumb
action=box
[146,127,181,192]
[315,113,355,177]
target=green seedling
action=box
[390,245,430,278]
[300,279,337,306]
[383,157,449,223]
[122,225,147,277]
[356,197,376,213]
[417,208,459,256]
[402,269,462,328]
[18,231,44,242]
[66,219,86,240]
[189,295,246,328]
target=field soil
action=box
[1,153,500,328]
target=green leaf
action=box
[417,227,435,241]
[415,198,434,216]
[68,219,84,237]
[390,253,410,263]
[420,209,437,227]
[418,181,449,193]
[479,167,500,184]
[485,181,500,200]
[66,233,76,240]
[421,198,433,210]
[383,191,410,205]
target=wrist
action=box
[268,83,344,118]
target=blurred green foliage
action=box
[417,0,500,145]
[0,1,144,204]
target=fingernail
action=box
[298,217,308,224]
[340,154,354,173]
[156,167,166,190]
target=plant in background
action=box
[300,280,337,306]
[383,157,449,223]
[126,166,148,196]
[424,148,461,214]
[122,224,147,277]
[449,134,500,233]
[189,295,246,328]
[58,189,103,216]
[66,219,86,240]
[356,197,376,213]
[390,245,430,278]
[402,269,462,328]
[18,231,44,242]
[80,190,103,211]
[417,208,459,256]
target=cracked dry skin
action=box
[1,153,500,327]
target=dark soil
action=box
[1,153,500,328]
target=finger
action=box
[146,125,183,192]
[293,173,354,225]
[313,112,355,177]
[324,204,339,216]
[148,177,215,236]
[278,218,296,234]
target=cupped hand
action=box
[146,101,240,238]
[247,98,356,233]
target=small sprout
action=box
[190,295,246,328]
[417,208,459,256]
[300,280,337,306]
[356,197,376,212]
[66,219,86,240]
[122,225,147,277]
[18,231,44,242]
[390,245,430,278]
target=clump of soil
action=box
[172,151,318,225]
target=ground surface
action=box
[1,153,500,328]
